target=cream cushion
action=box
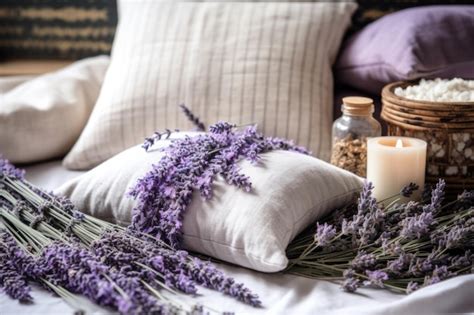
[0,56,109,163]
[64,1,357,170]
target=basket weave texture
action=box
[381,81,474,194]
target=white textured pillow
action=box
[63,1,357,170]
[56,133,363,272]
[0,56,109,163]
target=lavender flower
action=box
[34,240,177,314]
[342,269,360,292]
[406,281,419,294]
[342,277,360,292]
[179,104,206,131]
[0,231,33,302]
[444,225,472,249]
[423,179,445,213]
[357,181,376,215]
[314,223,336,247]
[381,238,402,256]
[92,232,198,295]
[0,157,25,180]
[403,201,422,217]
[400,183,419,198]
[91,231,261,306]
[457,190,474,207]
[350,251,376,271]
[423,265,452,286]
[364,270,388,288]
[401,212,435,239]
[449,250,473,268]
[189,258,261,307]
[209,121,236,134]
[386,252,412,275]
[408,258,433,277]
[142,129,175,151]
[421,184,432,202]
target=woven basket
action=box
[381,81,474,196]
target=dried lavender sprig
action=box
[401,183,419,198]
[179,104,206,131]
[189,258,262,307]
[0,230,33,302]
[0,210,179,314]
[92,230,262,306]
[142,129,177,152]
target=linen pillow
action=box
[335,5,474,95]
[0,56,109,163]
[56,132,363,272]
[0,75,34,94]
[63,1,357,170]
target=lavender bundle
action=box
[129,120,308,247]
[286,180,474,294]
[0,158,261,313]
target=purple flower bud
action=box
[401,212,435,239]
[350,251,376,271]
[0,157,25,180]
[179,104,206,131]
[314,223,336,247]
[406,281,419,294]
[0,231,33,302]
[364,270,388,288]
[342,277,360,292]
[400,183,419,198]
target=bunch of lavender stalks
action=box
[286,180,473,294]
[0,160,261,314]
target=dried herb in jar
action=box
[331,97,381,177]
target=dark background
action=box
[0,0,473,60]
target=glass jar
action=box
[331,97,381,177]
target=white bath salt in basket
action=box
[394,78,474,102]
[381,79,474,197]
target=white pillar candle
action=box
[367,137,427,201]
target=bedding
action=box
[0,56,109,164]
[0,161,471,314]
[63,0,356,170]
[56,132,363,272]
[335,5,474,95]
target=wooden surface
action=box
[0,59,73,76]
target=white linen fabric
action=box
[0,56,109,164]
[57,132,363,272]
[24,160,84,191]
[2,273,474,314]
[63,1,357,170]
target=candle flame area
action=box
[396,139,403,148]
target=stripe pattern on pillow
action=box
[64,1,356,170]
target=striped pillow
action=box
[64,1,357,170]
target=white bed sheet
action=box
[1,160,473,315]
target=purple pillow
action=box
[335,5,474,95]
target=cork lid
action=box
[342,96,374,116]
